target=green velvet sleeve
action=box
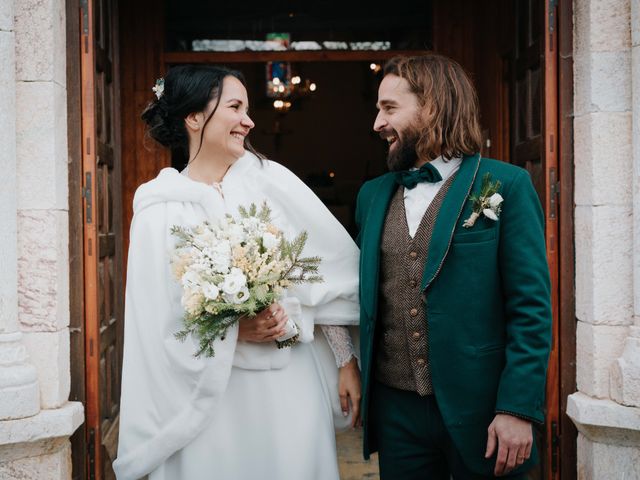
[495,170,552,424]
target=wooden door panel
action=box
[81,0,123,478]
[433,1,562,478]
[511,1,561,478]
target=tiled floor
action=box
[336,429,380,479]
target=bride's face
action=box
[202,76,255,163]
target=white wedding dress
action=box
[113,153,360,480]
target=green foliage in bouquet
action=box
[171,202,323,358]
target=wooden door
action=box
[433,0,564,477]
[510,0,560,478]
[80,0,123,478]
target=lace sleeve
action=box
[320,325,355,368]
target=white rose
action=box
[221,270,247,295]
[201,282,220,301]
[262,232,279,250]
[483,208,499,221]
[181,269,201,288]
[488,193,503,208]
[225,286,250,304]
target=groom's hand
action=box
[485,414,532,476]
[237,303,288,342]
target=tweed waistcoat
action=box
[375,175,455,395]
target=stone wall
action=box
[568,0,640,477]
[0,1,83,479]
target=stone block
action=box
[0,31,18,330]
[17,210,69,332]
[574,0,631,54]
[0,31,16,162]
[575,206,634,326]
[0,441,71,480]
[0,402,84,447]
[576,434,640,479]
[574,112,632,206]
[0,332,40,420]
[633,0,640,47]
[14,0,66,85]
[574,51,632,115]
[15,81,68,211]
[611,327,640,406]
[21,329,70,409]
[0,1,12,32]
[576,322,629,398]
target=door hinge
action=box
[549,167,559,219]
[549,0,559,33]
[83,171,93,224]
[88,427,96,480]
[80,0,89,35]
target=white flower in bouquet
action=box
[170,202,323,358]
[171,249,194,279]
[221,267,248,295]
[226,223,246,244]
[262,232,279,250]
[181,269,202,288]
[227,286,250,304]
[182,288,204,316]
[241,216,262,233]
[203,241,232,273]
[202,282,220,301]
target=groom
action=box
[356,54,552,479]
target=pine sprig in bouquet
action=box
[170,202,322,358]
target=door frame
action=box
[557,0,577,478]
[69,1,577,478]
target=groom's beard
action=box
[386,126,421,172]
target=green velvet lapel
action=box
[420,153,482,291]
[360,174,398,320]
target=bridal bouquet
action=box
[170,202,322,358]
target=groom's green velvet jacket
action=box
[355,154,552,475]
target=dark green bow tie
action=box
[394,162,443,189]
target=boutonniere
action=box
[462,173,503,228]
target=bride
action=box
[113,65,361,480]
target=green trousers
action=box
[370,381,532,480]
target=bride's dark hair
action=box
[141,64,263,165]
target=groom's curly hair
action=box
[384,54,483,161]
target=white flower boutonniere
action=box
[462,173,503,228]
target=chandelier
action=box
[265,33,316,112]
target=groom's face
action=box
[374,74,423,172]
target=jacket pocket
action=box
[452,227,496,244]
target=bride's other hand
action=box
[237,303,288,342]
[339,357,362,428]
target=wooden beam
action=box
[164,49,428,64]
[558,0,577,478]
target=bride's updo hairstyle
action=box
[141,64,261,164]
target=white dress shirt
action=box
[403,156,462,238]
